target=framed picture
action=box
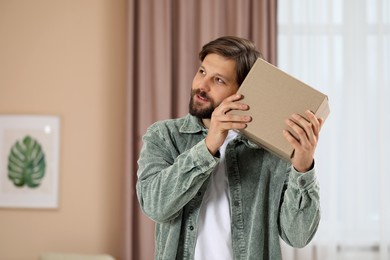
[0,115,60,209]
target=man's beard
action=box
[189,89,215,119]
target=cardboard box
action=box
[231,58,330,161]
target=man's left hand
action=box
[283,110,324,173]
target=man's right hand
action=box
[204,94,252,155]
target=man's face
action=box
[189,53,239,118]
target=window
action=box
[278,0,390,258]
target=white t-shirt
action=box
[194,130,237,260]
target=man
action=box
[137,36,323,260]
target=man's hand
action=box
[283,110,324,173]
[204,94,252,155]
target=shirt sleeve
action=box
[136,124,218,223]
[278,165,321,248]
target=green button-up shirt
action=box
[136,114,320,260]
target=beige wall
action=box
[0,1,126,259]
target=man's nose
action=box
[198,77,211,91]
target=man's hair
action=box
[199,36,262,86]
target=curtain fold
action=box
[125,0,277,259]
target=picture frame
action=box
[0,115,60,209]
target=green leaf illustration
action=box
[8,135,46,188]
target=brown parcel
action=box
[229,58,330,162]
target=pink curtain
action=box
[125,0,277,259]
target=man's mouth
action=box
[196,93,208,102]
[194,90,210,103]
[189,90,215,118]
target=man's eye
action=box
[216,78,225,84]
[199,69,206,75]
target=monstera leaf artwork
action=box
[7,135,46,188]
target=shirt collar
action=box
[179,114,207,134]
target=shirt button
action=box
[234,201,240,207]
[197,192,202,196]
[189,226,194,230]
[299,179,306,186]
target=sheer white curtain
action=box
[278,0,390,259]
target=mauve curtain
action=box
[125,0,277,259]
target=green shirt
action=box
[136,114,320,260]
